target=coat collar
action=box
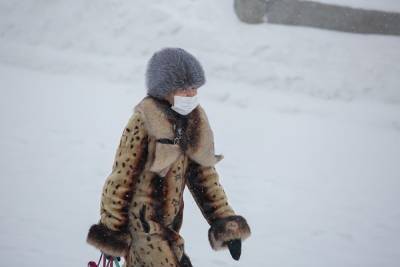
[134,96,223,176]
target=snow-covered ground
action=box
[0,1,399,267]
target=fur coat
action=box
[86,96,251,267]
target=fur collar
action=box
[134,96,223,176]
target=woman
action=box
[86,47,251,267]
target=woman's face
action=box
[166,87,198,105]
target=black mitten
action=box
[225,239,242,260]
[208,215,251,260]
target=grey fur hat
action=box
[145,47,206,99]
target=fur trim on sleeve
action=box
[86,224,131,257]
[208,215,251,251]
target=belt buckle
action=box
[173,137,180,145]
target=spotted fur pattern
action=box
[87,96,250,266]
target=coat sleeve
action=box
[87,111,148,257]
[186,160,251,251]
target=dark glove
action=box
[225,239,242,260]
[208,215,250,260]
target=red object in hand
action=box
[87,261,98,267]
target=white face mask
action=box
[171,95,199,115]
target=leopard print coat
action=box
[87,96,251,267]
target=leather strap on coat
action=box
[133,96,223,176]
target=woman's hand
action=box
[225,239,242,260]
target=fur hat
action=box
[145,47,206,99]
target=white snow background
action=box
[0,0,399,266]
